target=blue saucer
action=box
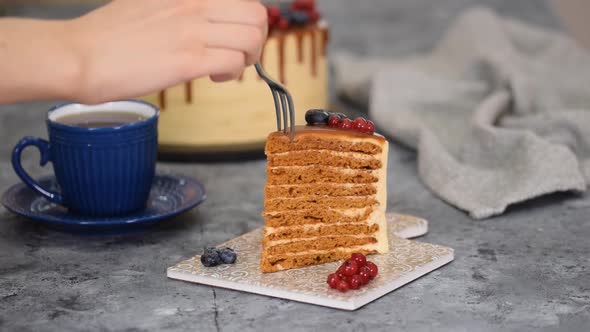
[1,173,206,233]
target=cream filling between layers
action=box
[263,206,372,217]
[264,233,379,246]
[270,150,379,161]
[268,165,380,176]
[264,209,382,235]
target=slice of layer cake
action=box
[260,115,389,272]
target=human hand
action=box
[68,0,268,103]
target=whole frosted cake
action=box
[140,0,329,153]
[260,111,389,272]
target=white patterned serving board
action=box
[167,213,453,310]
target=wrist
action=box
[45,19,85,103]
[0,18,84,104]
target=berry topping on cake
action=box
[352,117,368,131]
[266,0,320,32]
[292,0,316,11]
[309,10,321,23]
[277,17,290,30]
[267,6,281,25]
[305,109,330,125]
[338,118,353,130]
[327,114,340,127]
[290,11,310,25]
[366,120,375,134]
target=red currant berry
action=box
[358,270,370,284]
[328,115,340,127]
[350,253,367,267]
[267,6,281,23]
[309,10,321,23]
[327,273,340,289]
[339,118,353,130]
[352,118,367,130]
[366,120,375,134]
[277,18,290,30]
[336,280,349,292]
[292,0,315,11]
[349,275,363,290]
[366,261,378,279]
[342,259,359,276]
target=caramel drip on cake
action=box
[310,28,317,76]
[260,126,389,273]
[321,29,330,56]
[158,91,166,109]
[185,81,192,103]
[295,33,304,63]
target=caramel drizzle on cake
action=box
[156,25,328,110]
[260,126,389,273]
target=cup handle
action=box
[11,137,64,205]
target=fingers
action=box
[204,23,264,66]
[205,0,267,28]
[205,0,267,67]
[197,48,246,79]
[210,71,243,82]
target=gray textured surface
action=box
[1,1,589,331]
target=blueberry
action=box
[305,109,330,125]
[203,247,219,255]
[279,2,291,15]
[219,248,237,264]
[200,251,222,267]
[290,10,310,25]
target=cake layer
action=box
[265,131,383,154]
[267,166,378,185]
[263,207,374,227]
[265,183,377,198]
[260,247,378,273]
[263,236,377,255]
[268,150,382,169]
[264,195,378,211]
[263,223,380,242]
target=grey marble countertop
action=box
[1,1,589,331]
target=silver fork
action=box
[254,62,295,141]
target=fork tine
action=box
[279,93,288,135]
[285,90,295,141]
[254,62,296,140]
[271,90,281,131]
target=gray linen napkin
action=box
[332,7,590,219]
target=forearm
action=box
[0,18,81,104]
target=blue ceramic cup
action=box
[11,100,159,217]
